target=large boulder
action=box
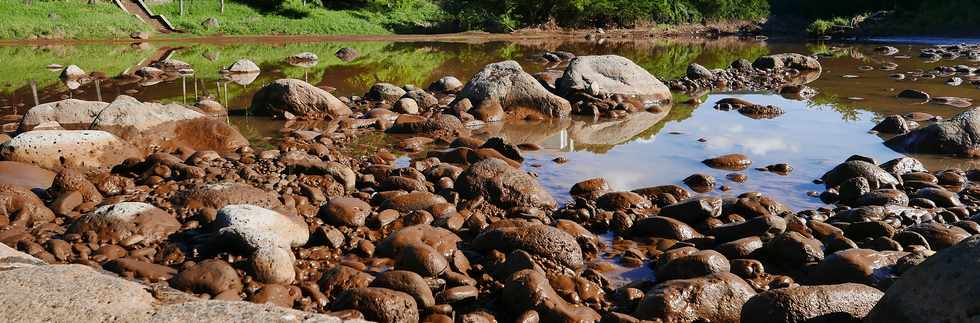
[741,283,883,323]
[0,130,140,171]
[0,264,156,322]
[634,272,755,323]
[68,202,181,244]
[866,235,980,323]
[557,55,671,105]
[18,96,248,154]
[885,107,980,157]
[753,53,822,71]
[251,79,353,120]
[18,99,109,131]
[456,61,571,119]
[456,158,556,209]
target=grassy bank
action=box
[0,0,150,39]
[152,0,445,36]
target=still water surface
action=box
[2,37,979,212]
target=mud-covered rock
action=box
[457,158,556,209]
[68,202,180,244]
[741,283,883,323]
[251,79,352,119]
[634,272,755,323]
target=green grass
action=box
[806,16,853,36]
[153,0,446,36]
[0,0,150,39]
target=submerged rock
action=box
[753,53,822,71]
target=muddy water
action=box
[2,37,979,212]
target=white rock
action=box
[0,130,140,171]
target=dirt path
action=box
[119,0,170,33]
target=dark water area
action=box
[2,37,979,214]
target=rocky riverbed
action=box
[2,41,980,323]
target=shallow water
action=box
[2,37,980,212]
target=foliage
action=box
[441,0,769,31]
[0,0,150,39]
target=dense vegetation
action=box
[774,0,980,35]
[0,0,975,39]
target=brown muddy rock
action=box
[632,184,691,201]
[0,161,55,191]
[457,158,556,209]
[885,107,980,157]
[395,243,450,277]
[557,55,672,105]
[370,270,435,308]
[703,153,752,170]
[380,191,448,213]
[104,257,177,281]
[866,235,980,323]
[820,160,899,190]
[251,79,352,119]
[472,224,584,269]
[854,189,909,207]
[907,222,970,250]
[68,202,179,244]
[88,95,248,154]
[738,105,785,119]
[871,115,914,134]
[725,193,791,218]
[17,98,109,131]
[634,272,755,323]
[911,187,961,207]
[335,47,359,61]
[249,284,300,308]
[335,287,418,323]
[503,269,601,322]
[0,130,140,172]
[376,225,462,258]
[49,168,102,204]
[174,182,282,210]
[172,259,243,297]
[569,177,611,199]
[429,76,464,93]
[0,264,157,322]
[808,249,904,286]
[683,173,716,193]
[387,114,468,137]
[319,265,375,301]
[471,100,505,122]
[319,197,371,227]
[716,236,764,260]
[365,83,406,103]
[767,232,824,266]
[659,196,723,224]
[657,250,731,281]
[741,283,883,323]
[457,60,571,119]
[194,98,227,116]
[0,184,55,227]
[752,53,822,71]
[711,214,787,243]
[630,216,702,241]
[597,191,652,211]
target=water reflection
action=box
[2,38,980,212]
